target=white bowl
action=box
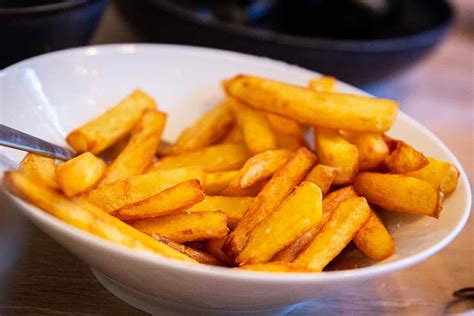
[0,44,471,314]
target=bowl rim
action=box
[1,43,471,284]
[145,0,454,52]
[0,0,103,16]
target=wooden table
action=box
[1,1,473,315]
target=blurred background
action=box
[1,0,472,314]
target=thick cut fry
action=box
[113,180,205,221]
[224,147,317,258]
[85,167,204,213]
[304,164,338,196]
[273,186,357,262]
[153,235,224,266]
[308,76,336,92]
[203,170,239,195]
[99,110,166,185]
[225,75,398,132]
[189,195,252,229]
[228,98,277,154]
[133,211,229,243]
[207,237,235,266]
[149,143,250,172]
[354,172,443,218]
[223,149,292,195]
[294,197,371,271]
[3,172,194,262]
[237,182,322,265]
[56,152,106,197]
[19,153,59,190]
[313,127,359,185]
[66,89,156,154]
[406,157,459,195]
[239,262,312,273]
[384,140,429,174]
[341,131,389,171]
[220,125,244,144]
[169,101,234,155]
[353,209,395,260]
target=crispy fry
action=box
[313,127,359,185]
[113,180,205,221]
[3,172,194,262]
[207,237,235,266]
[66,89,156,154]
[225,75,398,132]
[189,195,252,229]
[99,110,166,185]
[273,186,357,262]
[385,140,429,174]
[354,172,444,218]
[341,131,389,171]
[56,152,106,197]
[224,147,317,258]
[406,157,459,195]
[153,235,225,266]
[239,262,312,273]
[223,149,292,195]
[169,101,234,155]
[85,167,204,213]
[220,125,244,144]
[19,153,59,190]
[203,170,239,195]
[308,76,336,92]
[237,182,322,265]
[294,197,371,271]
[353,209,395,260]
[149,143,250,172]
[133,211,229,243]
[228,98,277,154]
[304,164,338,196]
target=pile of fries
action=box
[3,74,460,272]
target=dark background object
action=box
[114,0,453,86]
[0,0,107,69]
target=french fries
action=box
[225,74,398,132]
[56,152,106,197]
[132,211,229,243]
[406,157,459,195]
[220,125,244,144]
[223,149,292,195]
[66,89,156,154]
[3,172,194,262]
[113,180,205,221]
[304,164,338,196]
[228,97,277,154]
[99,110,166,185]
[385,140,429,174]
[341,131,389,171]
[239,262,312,273]
[308,76,337,92]
[85,167,204,213]
[169,101,234,155]
[203,170,239,195]
[189,195,252,229]
[224,147,317,258]
[149,143,250,172]
[294,197,371,271]
[207,237,234,266]
[237,182,322,265]
[267,114,305,150]
[19,153,59,190]
[354,172,443,217]
[313,127,359,185]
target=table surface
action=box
[1,1,473,315]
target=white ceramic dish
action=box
[0,44,471,315]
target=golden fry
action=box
[267,113,304,138]
[99,110,166,185]
[19,153,59,190]
[207,237,235,266]
[354,172,443,218]
[308,76,336,92]
[113,180,205,221]
[294,197,371,271]
[385,140,429,174]
[237,182,322,265]
[220,125,244,144]
[66,89,156,154]
[56,152,106,197]
[304,164,338,196]
[203,170,239,195]
[341,131,389,171]
[224,147,317,258]
[406,157,459,195]
[133,211,229,243]
[239,262,312,273]
[225,74,398,132]
[313,127,359,185]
